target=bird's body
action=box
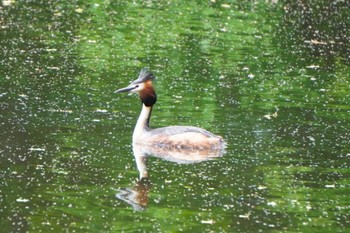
[115,68,225,151]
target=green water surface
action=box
[1,1,349,232]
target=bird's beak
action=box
[114,85,137,93]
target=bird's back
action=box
[137,125,226,150]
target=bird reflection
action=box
[115,143,225,210]
[115,177,151,211]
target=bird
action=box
[115,68,226,151]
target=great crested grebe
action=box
[115,68,226,150]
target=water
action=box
[1,1,349,232]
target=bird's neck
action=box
[133,104,152,141]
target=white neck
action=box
[133,104,152,141]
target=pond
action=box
[1,1,349,232]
